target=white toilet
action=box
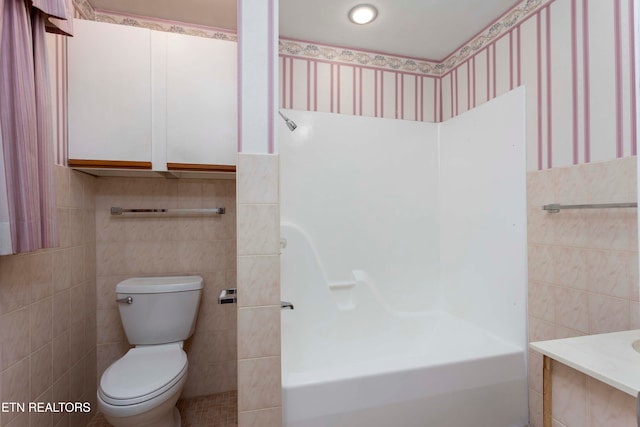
[97,275,203,427]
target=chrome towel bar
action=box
[110,207,225,216]
[543,202,637,213]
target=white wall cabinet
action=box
[67,19,237,172]
[68,19,152,167]
[166,33,237,168]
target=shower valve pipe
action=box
[281,301,294,310]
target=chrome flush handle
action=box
[116,296,133,304]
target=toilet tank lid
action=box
[116,275,203,294]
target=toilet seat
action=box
[99,343,187,406]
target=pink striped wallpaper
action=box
[280,0,637,171]
[51,0,636,171]
[279,55,439,122]
[438,0,637,170]
[47,33,67,166]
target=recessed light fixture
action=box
[348,4,378,25]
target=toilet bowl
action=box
[98,344,187,427]
[97,276,203,427]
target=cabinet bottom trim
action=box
[68,159,152,169]
[167,163,236,172]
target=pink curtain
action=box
[0,0,71,255]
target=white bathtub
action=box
[281,223,529,427]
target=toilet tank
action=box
[116,276,203,345]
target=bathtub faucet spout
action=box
[281,301,294,310]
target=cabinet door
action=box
[67,20,152,165]
[166,33,237,167]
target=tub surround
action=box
[279,89,528,426]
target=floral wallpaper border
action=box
[441,0,543,72]
[72,0,95,20]
[75,0,548,76]
[72,0,236,41]
[278,39,441,75]
[94,11,237,42]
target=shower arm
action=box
[278,111,297,131]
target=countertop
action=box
[530,329,640,397]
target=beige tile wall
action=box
[236,154,282,427]
[94,176,237,398]
[0,166,97,427]
[527,156,639,427]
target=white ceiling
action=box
[89,0,238,30]
[89,0,521,60]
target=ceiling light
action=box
[348,4,378,25]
